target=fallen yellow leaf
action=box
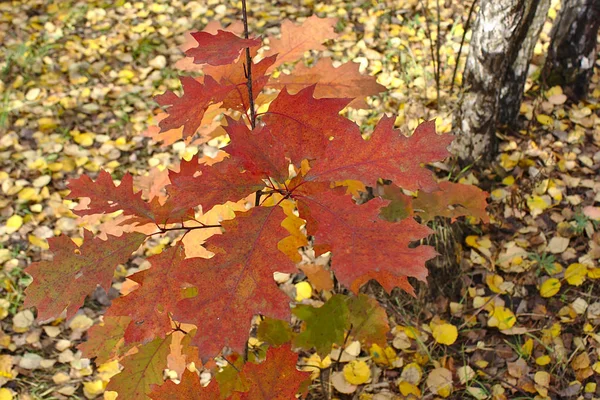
[343,360,371,385]
[432,323,458,345]
[539,278,561,298]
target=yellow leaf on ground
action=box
[294,281,312,301]
[0,388,13,400]
[536,355,551,366]
[432,323,458,345]
[539,278,561,298]
[5,215,23,234]
[565,263,587,286]
[536,114,553,126]
[398,381,421,397]
[488,306,516,330]
[343,360,371,385]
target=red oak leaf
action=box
[204,54,277,113]
[68,170,190,226]
[155,75,233,138]
[306,116,453,191]
[166,156,265,213]
[413,181,490,223]
[185,30,260,66]
[262,85,359,165]
[78,316,130,363]
[223,117,289,181]
[23,231,145,320]
[172,206,295,361]
[176,21,244,71]
[150,369,218,400]
[263,15,339,70]
[294,187,436,293]
[107,335,172,400]
[268,58,386,108]
[106,246,186,344]
[236,345,310,399]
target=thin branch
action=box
[147,224,222,237]
[450,0,477,95]
[241,0,256,129]
[436,0,441,107]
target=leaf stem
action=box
[148,224,222,237]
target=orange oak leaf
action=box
[413,181,490,223]
[155,75,233,138]
[263,15,339,70]
[204,54,277,113]
[185,30,260,66]
[105,245,186,344]
[294,187,436,293]
[150,369,218,400]
[166,156,265,213]
[306,116,453,191]
[223,117,289,181]
[172,206,295,361]
[236,345,310,399]
[298,264,333,291]
[268,58,386,108]
[107,335,172,400]
[78,316,130,363]
[262,85,359,165]
[23,231,145,320]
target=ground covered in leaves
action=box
[1,0,600,399]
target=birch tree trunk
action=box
[543,0,600,100]
[499,0,551,125]
[452,0,543,164]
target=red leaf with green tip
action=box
[107,335,172,400]
[167,156,266,213]
[294,186,436,294]
[306,117,453,191]
[78,316,130,363]
[23,231,145,320]
[262,85,359,165]
[172,206,295,361]
[185,30,260,66]
[150,369,218,399]
[347,294,390,346]
[236,345,310,400]
[105,245,186,344]
[155,75,233,138]
[268,58,386,108]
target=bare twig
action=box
[241,0,256,129]
[450,0,477,95]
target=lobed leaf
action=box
[306,116,453,191]
[24,231,145,320]
[172,206,296,361]
[268,58,386,108]
[185,30,260,66]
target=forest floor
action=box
[1,0,600,399]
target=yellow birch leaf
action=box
[565,263,587,286]
[343,360,371,385]
[294,281,312,301]
[488,306,516,330]
[432,323,458,345]
[536,355,551,366]
[540,278,561,298]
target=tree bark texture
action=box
[453,0,542,164]
[499,0,551,125]
[543,0,600,100]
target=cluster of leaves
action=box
[22,14,488,399]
